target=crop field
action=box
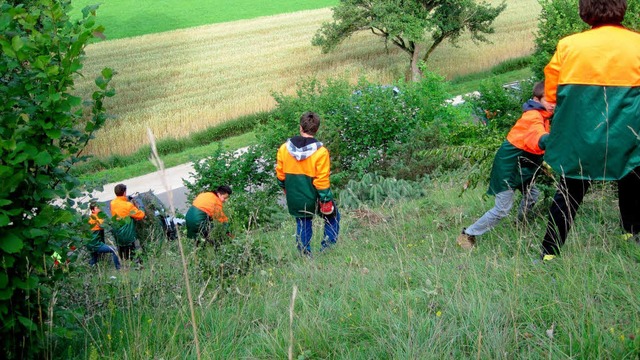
[71,0,338,39]
[76,0,541,157]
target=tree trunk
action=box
[410,44,423,82]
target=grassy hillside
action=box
[57,171,640,358]
[71,0,338,40]
[77,0,541,157]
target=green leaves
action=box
[0,0,115,356]
[313,0,505,80]
[0,232,23,254]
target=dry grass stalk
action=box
[146,127,201,359]
[288,285,298,360]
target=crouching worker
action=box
[457,81,555,249]
[185,185,232,246]
[88,203,121,270]
[110,184,145,262]
[276,111,340,257]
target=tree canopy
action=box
[312,0,506,81]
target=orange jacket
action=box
[110,196,145,221]
[89,208,104,231]
[505,101,552,155]
[192,192,228,223]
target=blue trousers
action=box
[295,210,341,255]
[89,244,121,270]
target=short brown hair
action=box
[114,183,127,197]
[579,0,627,26]
[532,81,545,100]
[299,112,320,135]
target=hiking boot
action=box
[542,254,556,261]
[457,229,476,249]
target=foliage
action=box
[312,0,506,80]
[261,71,472,185]
[196,235,272,289]
[338,173,428,209]
[0,1,113,357]
[532,0,640,79]
[469,78,534,133]
[185,143,283,230]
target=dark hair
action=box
[532,81,545,100]
[579,0,627,27]
[299,111,320,135]
[89,202,98,211]
[114,183,127,197]
[215,185,232,196]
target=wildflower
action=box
[436,311,442,317]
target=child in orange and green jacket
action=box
[276,111,340,256]
[88,203,121,270]
[185,185,232,246]
[110,183,145,261]
[458,82,554,249]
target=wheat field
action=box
[77,1,541,157]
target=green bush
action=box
[0,1,113,357]
[469,78,534,133]
[185,143,283,230]
[260,72,472,184]
[196,235,271,288]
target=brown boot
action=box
[456,229,476,249]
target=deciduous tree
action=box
[312,0,506,81]
[0,1,114,357]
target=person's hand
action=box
[319,200,335,215]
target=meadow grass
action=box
[71,0,338,40]
[77,0,541,157]
[59,170,640,358]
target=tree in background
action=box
[0,0,114,357]
[532,0,640,79]
[312,0,506,81]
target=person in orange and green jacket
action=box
[539,0,640,259]
[88,203,121,270]
[276,111,340,256]
[458,82,555,249]
[185,185,232,246]
[110,183,145,261]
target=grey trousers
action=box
[465,186,540,236]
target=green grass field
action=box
[71,0,338,39]
[58,171,640,358]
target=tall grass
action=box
[77,0,541,157]
[58,169,640,358]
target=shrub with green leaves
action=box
[0,1,114,357]
[184,143,283,231]
[259,71,471,184]
[532,0,640,79]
